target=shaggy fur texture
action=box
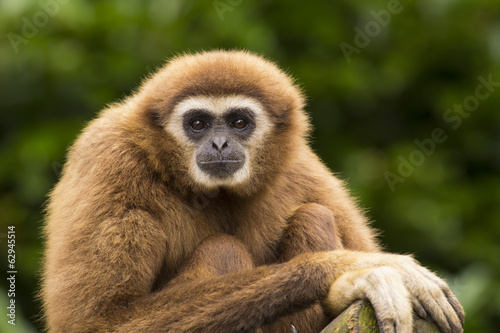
[42,50,464,332]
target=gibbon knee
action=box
[280,203,343,261]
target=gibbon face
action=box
[166,95,272,188]
[132,50,309,193]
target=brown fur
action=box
[42,50,463,332]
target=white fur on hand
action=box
[326,266,413,333]
[324,253,464,333]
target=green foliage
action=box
[0,0,499,331]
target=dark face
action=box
[183,107,256,179]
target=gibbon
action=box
[42,50,464,333]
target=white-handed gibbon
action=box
[42,50,464,333]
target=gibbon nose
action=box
[212,135,228,152]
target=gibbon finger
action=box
[443,288,465,328]
[436,291,463,333]
[411,298,427,319]
[418,287,455,333]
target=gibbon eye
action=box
[190,119,207,131]
[231,118,248,130]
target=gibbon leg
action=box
[168,234,255,287]
[279,203,343,262]
[260,203,343,333]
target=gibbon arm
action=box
[45,205,463,333]
[46,204,343,332]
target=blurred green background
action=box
[0,0,499,332]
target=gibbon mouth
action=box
[197,158,245,177]
[198,159,243,164]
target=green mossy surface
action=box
[321,300,441,333]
